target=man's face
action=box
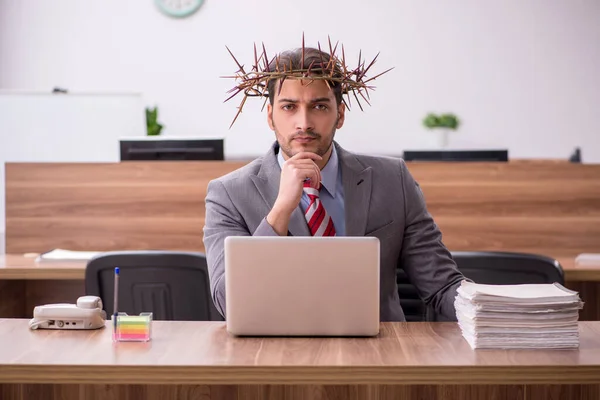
[267,78,345,159]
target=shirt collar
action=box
[276,145,339,198]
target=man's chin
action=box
[289,142,320,155]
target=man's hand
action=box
[266,152,322,235]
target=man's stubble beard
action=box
[274,117,339,159]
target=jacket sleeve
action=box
[398,160,467,321]
[203,179,278,318]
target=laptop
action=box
[224,236,380,337]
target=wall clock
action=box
[154,0,204,18]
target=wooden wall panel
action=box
[5,161,600,258]
[435,216,600,257]
[5,162,246,254]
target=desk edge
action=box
[1,365,599,385]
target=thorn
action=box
[262,42,270,72]
[301,32,305,70]
[225,45,246,75]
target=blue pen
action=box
[113,267,120,335]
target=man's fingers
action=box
[283,153,322,189]
[290,165,320,179]
[290,166,320,187]
[285,158,322,183]
[289,152,323,162]
[285,159,319,167]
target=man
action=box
[203,44,466,321]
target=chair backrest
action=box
[85,250,222,321]
[397,251,565,322]
[452,251,565,285]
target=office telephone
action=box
[28,296,107,330]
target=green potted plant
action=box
[146,106,164,136]
[423,113,460,148]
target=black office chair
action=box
[85,250,222,321]
[452,251,565,286]
[398,251,565,322]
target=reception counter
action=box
[5,161,600,257]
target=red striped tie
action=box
[303,181,336,236]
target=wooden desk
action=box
[0,254,85,279]
[2,254,600,321]
[1,320,599,400]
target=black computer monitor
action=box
[120,138,224,161]
[402,149,508,162]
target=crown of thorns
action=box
[222,35,393,128]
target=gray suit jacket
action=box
[203,141,465,321]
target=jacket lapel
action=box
[337,143,372,236]
[250,143,310,237]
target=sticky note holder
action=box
[113,312,152,342]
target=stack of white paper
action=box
[455,281,584,349]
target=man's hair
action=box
[267,47,343,106]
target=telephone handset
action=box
[28,295,107,330]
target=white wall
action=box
[1,0,600,248]
[0,92,146,251]
[1,0,599,160]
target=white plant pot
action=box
[438,129,450,149]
